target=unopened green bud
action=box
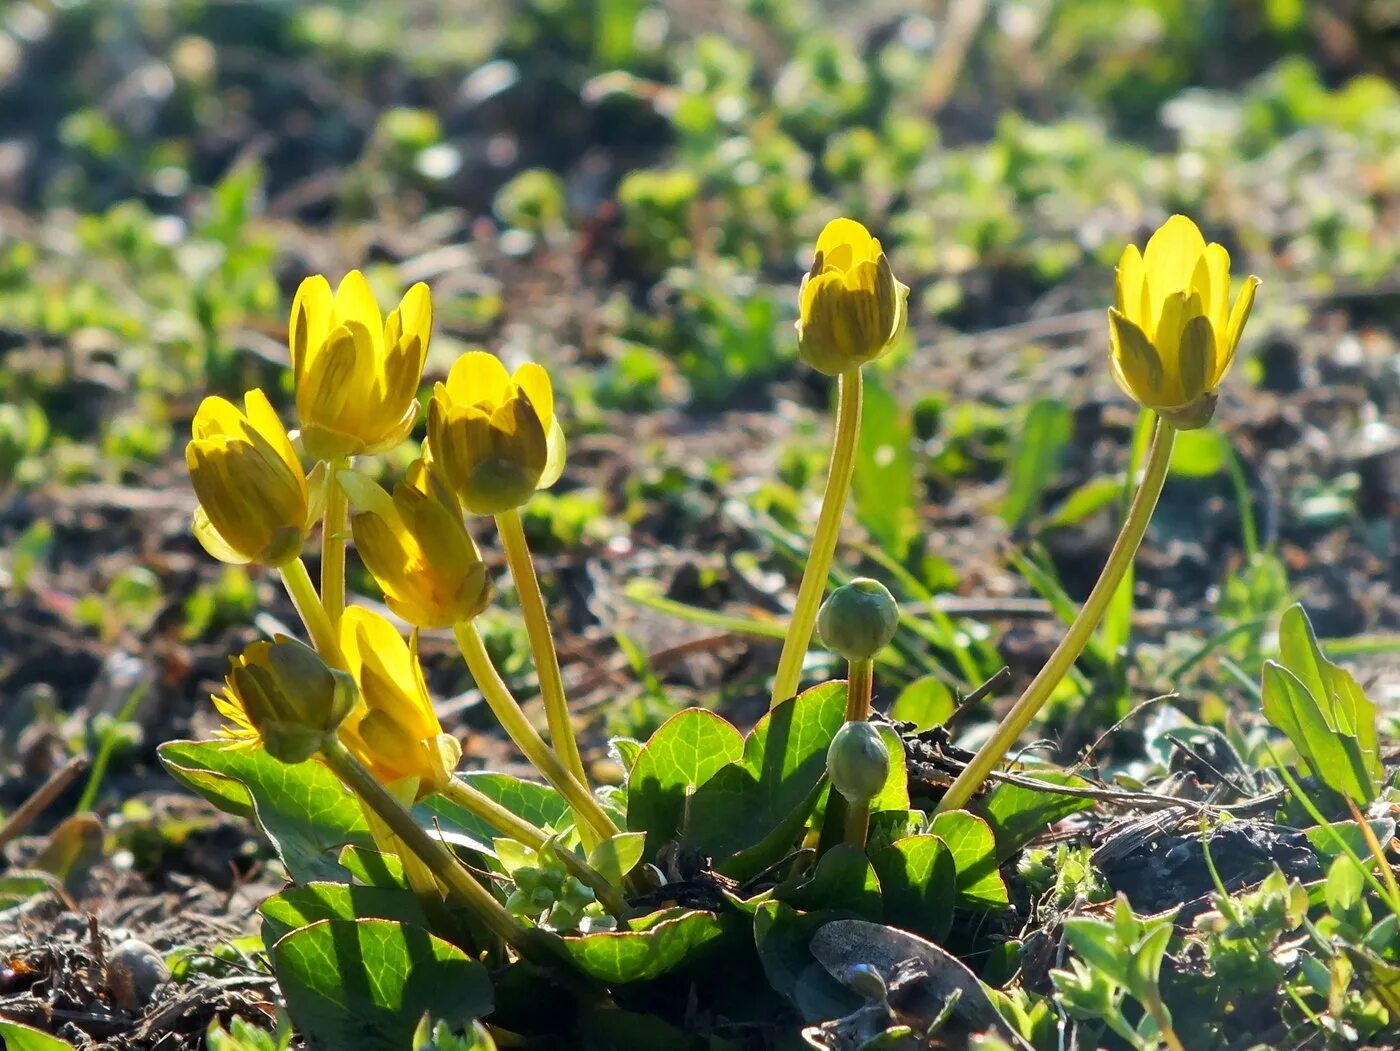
[817,578,899,661]
[827,721,890,804]
[223,636,356,763]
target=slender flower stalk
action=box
[845,658,874,722]
[770,368,864,706]
[440,777,630,925]
[320,738,532,952]
[496,507,587,788]
[278,557,343,666]
[320,461,350,630]
[935,417,1178,813]
[452,621,619,845]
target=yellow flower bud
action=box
[796,218,910,376]
[338,461,493,629]
[1109,215,1261,429]
[290,271,432,461]
[426,351,565,515]
[338,607,461,796]
[213,636,356,764]
[186,389,317,567]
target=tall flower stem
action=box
[320,739,532,952]
[846,658,874,722]
[278,557,343,665]
[935,417,1177,814]
[770,368,864,707]
[495,508,587,789]
[452,621,619,845]
[441,777,631,926]
[320,458,351,631]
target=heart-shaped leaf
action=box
[626,708,744,860]
[929,810,1007,908]
[560,907,730,983]
[870,834,956,941]
[270,918,491,1050]
[260,881,430,946]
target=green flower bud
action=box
[826,721,890,804]
[219,636,357,763]
[817,578,899,662]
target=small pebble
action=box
[106,939,169,1011]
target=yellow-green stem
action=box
[278,557,343,666]
[320,739,529,952]
[441,776,630,926]
[770,368,864,707]
[846,659,874,722]
[935,417,1178,814]
[452,621,619,845]
[1145,992,1186,1051]
[320,458,350,632]
[495,508,587,789]
[843,796,871,850]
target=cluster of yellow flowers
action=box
[188,211,1259,824]
[188,272,567,800]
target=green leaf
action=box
[560,907,730,983]
[1262,661,1377,804]
[867,810,926,854]
[422,772,572,846]
[587,832,647,886]
[0,1020,78,1050]
[753,900,860,1021]
[891,676,956,732]
[870,835,956,941]
[338,846,407,888]
[270,918,492,1051]
[854,371,917,560]
[158,740,372,881]
[1001,397,1072,529]
[928,810,1007,908]
[688,682,847,878]
[260,881,431,946]
[626,708,744,861]
[1044,475,1124,530]
[1303,819,1397,859]
[775,844,883,920]
[1169,428,1231,477]
[1271,604,1382,800]
[868,722,910,813]
[975,771,1093,861]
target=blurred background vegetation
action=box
[0,0,1396,797]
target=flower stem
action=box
[770,367,864,708]
[320,739,530,952]
[935,417,1177,814]
[320,458,350,632]
[495,508,587,789]
[846,659,874,721]
[452,621,619,845]
[843,797,871,850]
[441,776,631,927]
[278,557,343,666]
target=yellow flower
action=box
[290,271,432,461]
[1109,215,1261,429]
[338,460,492,629]
[426,351,565,514]
[214,636,356,764]
[186,389,319,566]
[796,218,909,376]
[338,607,461,795]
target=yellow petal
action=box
[394,283,433,353]
[1115,243,1145,321]
[1142,215,1207,298]
[445,351,513,409]
[331,271,384,352]
[1108,309,1164,405]
[814,217,878,272]
[192,506,252,565]
[242,388,301,481]
[1223,275,1261,357]
[513,362,555,432]
[191,395,243,440]
[1176,314,1217,403]
[1195,243,1231,342]
[290,275,333,376]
